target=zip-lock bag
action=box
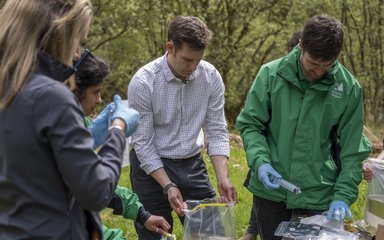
[182,198,236,240]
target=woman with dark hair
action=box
[73,49,171,239]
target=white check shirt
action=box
[128,54,229,174]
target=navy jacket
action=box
[0,51,126,239]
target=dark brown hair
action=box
[167,16,212,51]
[288,31,302,51]
[301,15,343,61]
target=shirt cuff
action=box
[207,143,230,159]
[142,158,164,175]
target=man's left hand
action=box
[217,177,237,203]
[327,200,352,220]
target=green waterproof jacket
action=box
[236,47,371,210]
[103,185,146,240]
[109,185,144,220]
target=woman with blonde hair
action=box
[0,0,144,239]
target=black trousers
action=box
[245,196,259,236]
[253,195,325,240]
[244,170,259,237]
[129,149,216,240]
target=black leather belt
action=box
[162,153,201,162]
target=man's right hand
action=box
[258,163,282,189]
[166,186,184,216]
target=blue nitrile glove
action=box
[89,103,115,149]
[258,163,282,189]
[327,200,352,220]
[110,94,139,137]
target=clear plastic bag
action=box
[160,233,177,240]
[364,154,384,229]
[274,220,359,240]
[300,213,344,232]
[182,198,236,240]
[274,221,322,239]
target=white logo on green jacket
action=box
[331,83,343,99]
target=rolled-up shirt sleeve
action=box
[128,74,163,174]
[204,69,230,158]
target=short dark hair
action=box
[301,15,343,61]
[167,16,212,51]
[288,30,302,51]
[74,52,110,101]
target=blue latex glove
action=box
[327,200,352,220]
[89,103,115,149]
[258,163,282,189]
[110,94,139,137]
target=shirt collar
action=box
[162,53,196,83]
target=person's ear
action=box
[166,41,175,54]
[74,47,82,60]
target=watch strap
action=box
[163,182,178,196]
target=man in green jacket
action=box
[236,15,371,240]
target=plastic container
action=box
[365,195,384,229]
[364,157,384,229]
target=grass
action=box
[101,127,382,239]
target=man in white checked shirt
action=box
[127,15,237,239]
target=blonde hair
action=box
[0,0,93,109]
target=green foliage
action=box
[1,0,383,124]
[350,181,368,221]
[85,0,384,126]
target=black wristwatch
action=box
[163,182,178,196]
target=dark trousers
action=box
[245,197,258,236]
[129,150,216,240]
[253,195,325,240]
[244,170,259,237]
